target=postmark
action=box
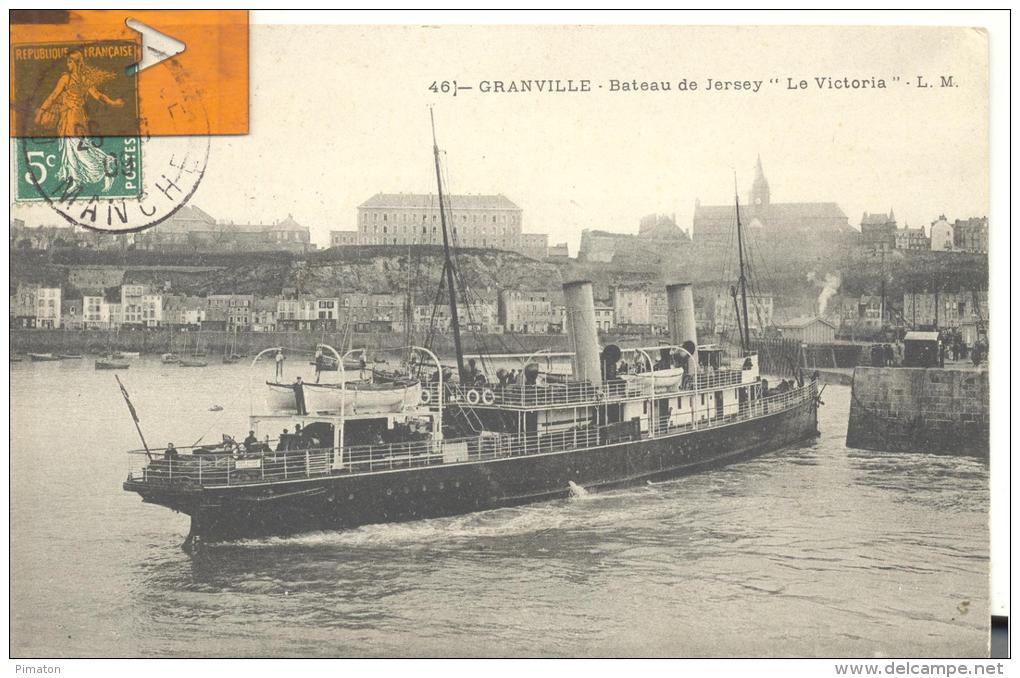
[12,39,209,234]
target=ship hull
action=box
[127,398,817,544]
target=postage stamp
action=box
[12,40,143,203]
[12,40,140,138]
[14,135,142,201]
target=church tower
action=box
[750,154,770,210]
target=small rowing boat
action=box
[96,359,130,370]
[28,353,60,362]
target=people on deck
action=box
[294,376,307,415]
[243,430,258,452]
[163,442,178,460]
[276,428,291,452]
[464,358,482,385]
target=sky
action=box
[12,24,989,252]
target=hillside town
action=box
[10,158,989,349]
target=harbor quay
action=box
[10,327,578,359]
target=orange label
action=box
[10,9,248,137]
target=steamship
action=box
[123,115,820,548]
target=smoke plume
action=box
[816,272,841,316]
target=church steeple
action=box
[750,154,770,209]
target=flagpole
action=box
[115,375,152,461]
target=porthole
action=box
[348,493,354,500]
[386,488,393,496]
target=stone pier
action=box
[846,367,989,456]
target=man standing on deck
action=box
[314,347,324,383]
[294,376,307,415]
[243,430,258,452]
[275,349,285,380]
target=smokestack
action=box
[562,280,602,386]
[666,283,698,372]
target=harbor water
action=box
[10,358,989,657]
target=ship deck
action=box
[125,381,817,491]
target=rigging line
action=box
[749,236,784,327]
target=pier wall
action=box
[846,367,989,456]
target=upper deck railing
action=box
[442,365,752,410]
[127,380,816,489]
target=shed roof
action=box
[904,331,940,342]
[777,316,836,330]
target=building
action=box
[277,296,319,325]
[578,214,692,264]
[352,193,548,259]
[648,290,668,331]
[414,304,451,333]
[929,215,955,251]
[499,290,556,333]
[902,291,988,331]
[120,284,163,327]
[712,294,774,333]
[894,225,929,251]
[838,295,886,331]
[693,157,852,261]
[330,230,359,247]
[860,211,897,252]
[35,287,62,328]
[953,217,988,253]
[61,298,84,329]
[612,287,651,325]
[82,295,110,328]
[553,303,615,334]
[251,297,279,332]
[776,316,836,343]
[208,294,255,330]
[163,295,206,328]
[10,284,37,328]
[547,242,570,259]
[133,206,313,253]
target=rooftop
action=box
[777,316,836,330]
[359,193,520,211]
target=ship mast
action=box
[430,109,467,380]
[734,176,751,355]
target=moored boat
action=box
[28,353,60,362]
[58,354,84,360]
[161,353,180,364]
[179,358,208,368]
[96,359,130,370]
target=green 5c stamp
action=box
[16,136,142,201]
